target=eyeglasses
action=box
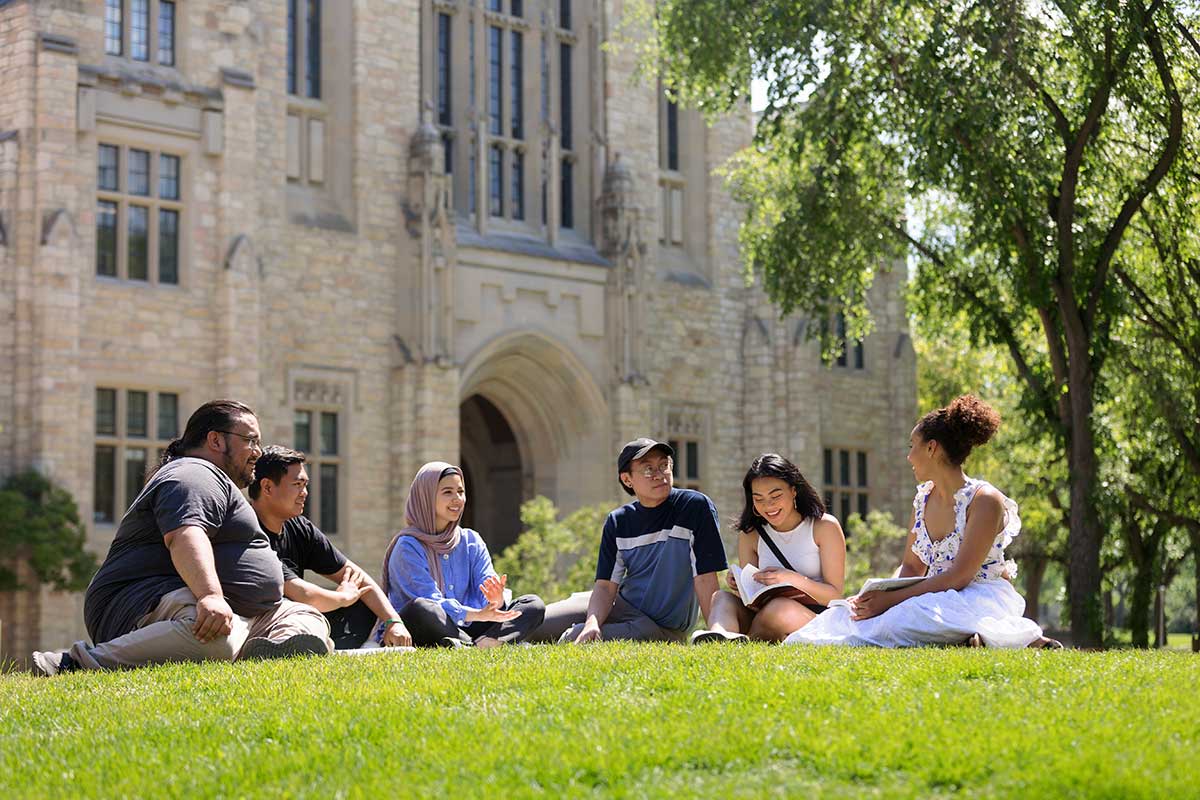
[633,461,673,479]
[216,430,262,450]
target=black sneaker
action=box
[438,636,473,649]
[238,634,329,661]
[31,650,77,676]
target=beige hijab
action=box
[381,462,463,595]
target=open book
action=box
[731,563,811,609]
[827,575,926,608]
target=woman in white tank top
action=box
[692,454,846,643]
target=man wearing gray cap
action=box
[530,438,726,643]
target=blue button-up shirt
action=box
[385,528,497,625]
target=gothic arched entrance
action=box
[458,332,610,554]
[459,394,523,552]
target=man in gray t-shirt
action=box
[33,400,333,675]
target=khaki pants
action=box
[68,587,332,670]
[528,590,687,644]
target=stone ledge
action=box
[79,60,223,109]
[456,225,611,268]
[39,32,78,56]
[220,68,256,90]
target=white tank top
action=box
[757,516,824,582]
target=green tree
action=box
[493,496,611,602]
[0,471,96,592]
[647,0,1200,646]
[1109,131,1200,641]
[843,510,908,592]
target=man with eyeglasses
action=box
[530,438,726,643]
[32,400,333,675]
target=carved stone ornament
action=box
[666,405,707,438]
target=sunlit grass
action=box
[2,644,1196,798]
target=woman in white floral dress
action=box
[786,395,1061,649]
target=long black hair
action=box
[150,399,255,477]
[735,453,825,534]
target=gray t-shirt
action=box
[84,457,284,643]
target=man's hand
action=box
[334,577,369,608]
[193,593,234,643]
[340,562,368,587]
[381,619,412,647]
[573,618,602,644]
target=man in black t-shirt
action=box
[32,401,333,676]
[250,446,412,649]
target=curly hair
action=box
[915,394,1001,466]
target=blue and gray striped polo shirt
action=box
[595,488,727,631]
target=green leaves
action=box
[491,496,612,602]
[0,471,96,592]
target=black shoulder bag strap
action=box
[756,526,796,572]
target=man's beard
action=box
[224,453,254,489]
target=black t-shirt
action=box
[84,457,284,643]
[263,515,347,582]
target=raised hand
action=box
[335,577,370,607]
[480,574,508,609]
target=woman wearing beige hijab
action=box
[381,462,545,647]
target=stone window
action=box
[94,387,180,524]
[668,438,702,491]
[657,88,710,280]
[104,0,178,67]
[666,405,707,492]
[833,311,865,370]
[287,0,321,98]
[823,447,869,522]
[286,0,353,227]
[294,409,342,535]
[427,0,593,240]
[96,142,183,285]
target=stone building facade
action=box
[0,0,917,660]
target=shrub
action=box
[493,496,611,601]
[843,510,909,590]
[0,471,97,592]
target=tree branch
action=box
[885,219,1061,432]
[1085,9,1184,330]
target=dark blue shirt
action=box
[595,488,726,631]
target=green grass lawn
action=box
[1106,628,1197,650]
[2,645,1197,798]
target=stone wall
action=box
[0,0,918,659]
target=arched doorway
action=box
[457,332,611,554]
[459,394,524,552]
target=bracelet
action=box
[382,618,404,628]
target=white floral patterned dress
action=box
[785,478,1043,648]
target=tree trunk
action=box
[1022,555,1048,624]
[1064,379,1105,648]
[1129,559,1156,649]
[1192,529,1200,641]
